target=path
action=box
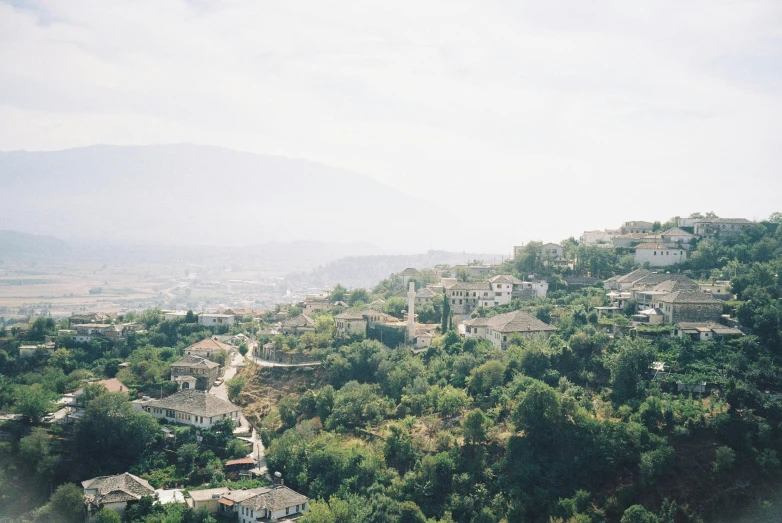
[209,347,267,476]
[245,352,321,368]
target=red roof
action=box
[225,457,255,467]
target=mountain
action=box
[0,230,384,272]
[0,144,449,251]
[285,250,505,289]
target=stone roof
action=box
[661,227,695,238]
[335,310,395,322]
[185,338,232,353]
[400,267,420,276]
[604,268,652,284]
[239,486,309,512]
[448,281,492,291]
[676,321,743,335]
[634,243,672,250]
[188,487,230,501]
[622,221,654,227]
[82,473,154,504]
[170,354,220,370]
[416,288,438,298]
[713,217,753,224]
[464,310,556,334]
[145,390,240,417]
[657,290,722,304]
[281,314,315,328]
[489,275,523,285]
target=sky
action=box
[1,0,782,253]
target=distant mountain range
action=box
[0,144,451,251]
[0,230,384,272]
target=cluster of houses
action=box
[602,269,743,340]
[277,268,552,350]
[81,472,309,521]
[579,218,754,268]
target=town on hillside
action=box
[1,211,782,522]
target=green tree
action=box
[92,507,121,523]
[441,288,451,332]
[75,392,161,473]
[713,445,736,474]
[621,505,660,523]
[329,284,348,303]
[19,427,59,479]
[605,338,656,403]
[238,342,249,356]
[226,375,245,401]
[462,408,491,446]
[347,288,370,306]
[43,483,85,523]
[15,383,54,424]
[512,380,574,446]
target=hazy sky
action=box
[1,0,782,252]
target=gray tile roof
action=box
[185,338,232,353]
[634,243,673,250]
[661,227,695,238]
[489,275,523,285]
[676,321,742,335]
[281,314,315,328]
[449,282,492,291]
[657,290,722,304]
[239,486,309,512]
[82,473,154,504]
[145,390,240,417]
[170,354,220,369]
[464,310,556,334]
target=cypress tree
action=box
[441,288,450,332]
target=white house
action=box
[198,313,235,327]
[134,389,241,429]
[234,486,309,523]
[633,243,687,267]
[620,221,654,234]
[580,229,618,245]
[82,473,154,516]
[660,227,696,248]
[184,338,232,360]
[162,311,189,321]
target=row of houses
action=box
[604,269,727,323]
[580,218,754,267]
[82,472,309,521]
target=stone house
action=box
[82,472,154,516]
[219,486,309,523]
[655,291,723,324]
[134,389,241,429]
[184,338,232,360]
[169,354,220,391]
[693,217,754,238]
[334,310,396,336]
[463,310,556,350]
[660,227,696,248]
[447,281,491,314]
[280,314,316,335]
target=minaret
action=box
[407,282,416,342]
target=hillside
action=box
[0,144,449,251]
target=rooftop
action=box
[170,354,220,370]
[82,473,154,504]
[658,290,722,304]
[464,310,556,334]
[185,338,232,353]
[144,389,240,417]
[239,486,309,512]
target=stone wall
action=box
[672,302,723,323]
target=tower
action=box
[407,282,416,342]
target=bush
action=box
[713,446,736,474]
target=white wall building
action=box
[633,243,687,267]
[134,389,241,429]
[198,313,235,327]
